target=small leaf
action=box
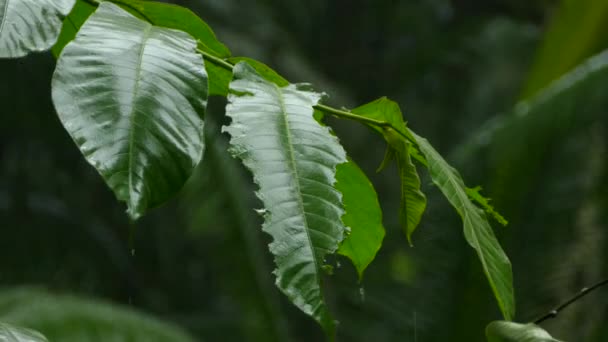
[0,0,75,58]
[52,3,208,219]
[210,56,291,96]
[351,99,427,243]
[486,321,562,342]
[224,62,347,335]
[411,130,515,320]
[396,141,427,245]
[466,186,508,226]
[336,159,386,280]
[0,322,48,342]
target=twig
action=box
[534,278,608,324]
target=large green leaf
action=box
[0,322,47,342]
[0,0,74,58]
[486,321,562,342]
[351,98,427,243]
[52,0,95,58]
[336,159,385,280]
[0,288,195,342]
[51,2,208,220]
[224,62,347,335]
[411,130,515,320]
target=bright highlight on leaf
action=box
[411,131,515,321]
[486,321,562,342]
[224,62,347,335]
[51,3,208,220]
[0,322,48,342]
[0,0,75,58]
[336,159,386,280]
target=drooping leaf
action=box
[486,321,562,342]
[336,159,385,280]
[351,98,427,243]
[0,288,195,342]
[224,62,347,335]
[0,0,75,58]
[51,2,208,220]
[411,130,515,320]
[396,141,427,245]
[0,322,47,342]
[52,0,95,58]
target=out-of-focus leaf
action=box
[351,98,426,243]
[0,0,75,58]
[224,62,346,335]
[0,322,47,342]
[0,288,196,342]
[486,321,562,342]
[521,0,608,98]
[336,159,385,280]
[51,3,207,220]
[411,130,515,321]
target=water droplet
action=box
[254,208,267,215]
[130,249,135,256]
[359,286,366,302]
[336,261,342,268]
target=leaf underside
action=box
[0,0,75,58]
[51,3,208,219]
[224,62,346,335]
[411,131,515,320]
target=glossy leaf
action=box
[336,159,386,280]
[210,56,290,96]
[351,98,426,243]
[411,130,515,320]
[0,322,47,342]
[0,288,195,342]
[224,62,346,335]
[0,0,75,58]
[52,3,207,220]
[486,321,562,342]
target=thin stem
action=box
[534,278,608,324]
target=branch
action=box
[534,278,608,324]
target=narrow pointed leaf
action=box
[486,321,562,342]
[336,159,386,280]
[396,141,427,245]
[224,62,346,335]
[351,98,427,242]
[0,0,75,58]
[411,130,515,320]
[0,322,47,342]
[52,3,207,220]
[466,186,508,226]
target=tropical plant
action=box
[2,0,590,340]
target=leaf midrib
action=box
[127,23,153,210]
[274,84,322,290]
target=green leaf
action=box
[396,141,427,245]
[466,186,508,226]
[486,321,562,342]
[224,62,347,335]
[52,0,95,58]
[411,130,515,320]
[351,98,426,243]
[0,0,75,58]
[51,2,207,220]
[0,322,47,342]
[0,288,195,342]
[209,57,290,96]
[336,159,386,280]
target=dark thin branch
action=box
[534,278,608,324]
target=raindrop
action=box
[359,286,366,302]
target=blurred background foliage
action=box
[1,0,608,341]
